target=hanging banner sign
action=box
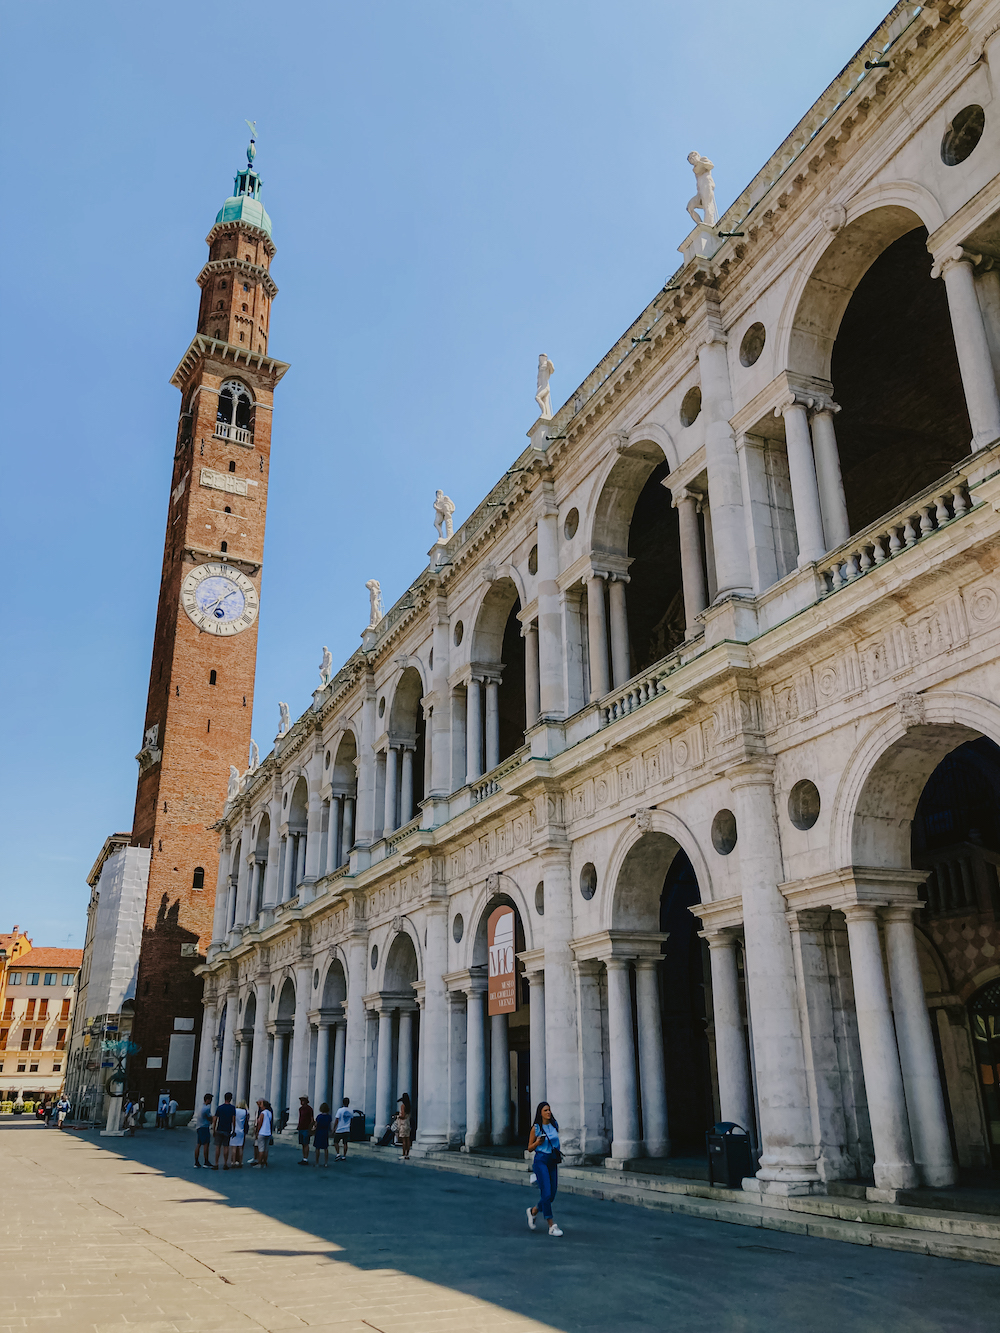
[487,905,517,1015]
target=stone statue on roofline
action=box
[433,490,456,542]
[227,765,240,803]
[247,739,260,773]
[366,578,384,626]
[535,354,555,420]
[278,701,290,734]
[686,151,718,227]
[319,645,334,687]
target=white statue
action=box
[248,739,260,773]
[278,701,290,734]
[433,490,456,542]
[226,765,240,802]
[319,645,333,687]
[686,152,718,227]
[535,354,555,419]
[366,578,384,626]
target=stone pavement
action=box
[1,1121,998,1333]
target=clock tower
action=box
[129,132,288,1104]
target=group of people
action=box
[295,1095,356,1165]
[33,1096,71,1128]
[192,1093,357,1170]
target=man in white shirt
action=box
[332,1098,354,1160]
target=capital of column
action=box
[669,487,704,512]
[808,397,841,420]
[841,902,886,925]
[881,903,918,926]
[774,390,815,418]
[784,907,832,933]
[701,928,741,952]
[724,756,776,789]
[930,245,983,280]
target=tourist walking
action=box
[296,1095,313,1165]
[156,1090,170,1129]
[313,1103,332,1166]
[394,1094,412,1160]
[212,1092,237,1170]
[55,1094,70,1128]
[526,1102,563,1237]
[167,1096,178,1129]
[332,1097,353,1160]
[231,1100,249,1167]
[194,1093,213,1168]
[124,1095,138,1137]
[250,1100,273,1167]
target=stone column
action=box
[342,929,369,1108]
[540,848,581,1160]
[446,991,467,1144]
[342,798,355,860]
[400,748,414,826]
[464,980,488,1148]
[295,834,308,888]
[523,622,540,726]
[810,403,850,549]
[195,1000,218,1107]
[779,397,826,565]
[635,958,669,1158]
[287,965,312,1106]
[233,832,252,929]
[211,857,231,945]
[235,1037,250,1104]
[705,933,754,1132]
[373,1005,395,1140]
[383,747,398,836]
[219,992,237,1099]
[280,836,295,903]
[883,906,956,1188]
[933,247,1000,449]
[466,678,483,784]
[606,958,641,1162]
[535,485,565,718]
[225,876,238,933]
[427,591,452,797]
[313,1021,332,1111]
[608,577,630,687]
[252,862,265,919]
[304,781,324,882]
[586,573,610,700]
[526,970,546,1105]
[415,902,449,1151]
[484,680,500,772]
[842,905,918,1191]
[728,761,820,1190]
[326,796,341,875]
[673,491,709,632]
[264,793,282,908]
[273,1031,289,1117]
[331,1021,346,1108]
[490,1013,511,1145]
[248,984,269,1109]
[697,330,752,594]
[397,1009,414,1100]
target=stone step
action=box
[345,1142,1000,1265]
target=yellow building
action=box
[0,936,83,1108]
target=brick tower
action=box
[129,131,288,1106]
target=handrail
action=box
[471,745,530,803]
[597,653,682,728]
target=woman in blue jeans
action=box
[526,1102,563,1236]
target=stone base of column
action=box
[410,1133,449,1157]
[462,1131,490,1150]
[606,1139,641,1166]
[643,1136,670,1159]
[873,1158,920,1192]
[753,1155,825,1196]
[745,1176,826,1198]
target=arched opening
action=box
[274,977,296,1130]
[284,777,308,900]
[384,667,427,831]
[377,933,420,1127]
[216,379,254,440]
[322,958,347,1009]
[831,226,970,531]
[251,814,269,918]
[471,579,526,774]
[327,731,358,870]
[627,461,685,674]
[608,832,717,1162]
[472,893,530,1144]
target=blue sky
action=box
[0,0,891,944]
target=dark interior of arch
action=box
[499,600,526,762]
[912,737,1000,856]
[658,849,714,1153]
[831,226,971,533]
[626,461,685,677]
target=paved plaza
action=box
[1,1121,998,1333]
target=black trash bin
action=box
[706,1122,753,1188]
[349,1109,367,1141]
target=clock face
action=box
[180,563,259,636]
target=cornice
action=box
[170,335,290,391]
[197,256,278,300]
[183,544,261,577]
[205,218,277,259]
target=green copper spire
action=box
[215,123,272,238]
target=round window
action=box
[428,647,434,670]
[563,508,579,540]
[282,792,287,809]
[739,322,766,368]
[528,545,539,576]
[788,779,821,831]
[711,809,738,855]
[370,944,379,970]
[452,913,464,943]
[941,105,985,166]
[680,386,702,427]
[325,750,331,769]
[238,998,242,1012]
[270,985,275,1003]
[535,881,545,915]
[580,863,597,900]
[313,969,319,989]
[453,620,464,647]
[378,696,386,718]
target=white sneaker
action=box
[526,1207,536,1231]
[548,1224,563,1237]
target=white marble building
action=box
[199,1,1000,1196]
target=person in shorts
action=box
[167,1097,178,1129]
[212,1092,236,1170]
[332,1097,353,1160]
[250,1100,273,1167]
[296,1095,313,1165]
[194,1093,213,1168]
[313,1102,332,1167]
[55,1095,70,1128]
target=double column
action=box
[932,246,1000,450]
[704,932,754,1132]
[777,394,850,566]
[465,674,500,783]
[247,977,269,1109]
[463,974,489,1148]
[603,951,669,1164]
[585,567,631,698]
[671,490,709,634]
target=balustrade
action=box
[214,421,253,445]
[598,658,678,727]
[470,746,529,804]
